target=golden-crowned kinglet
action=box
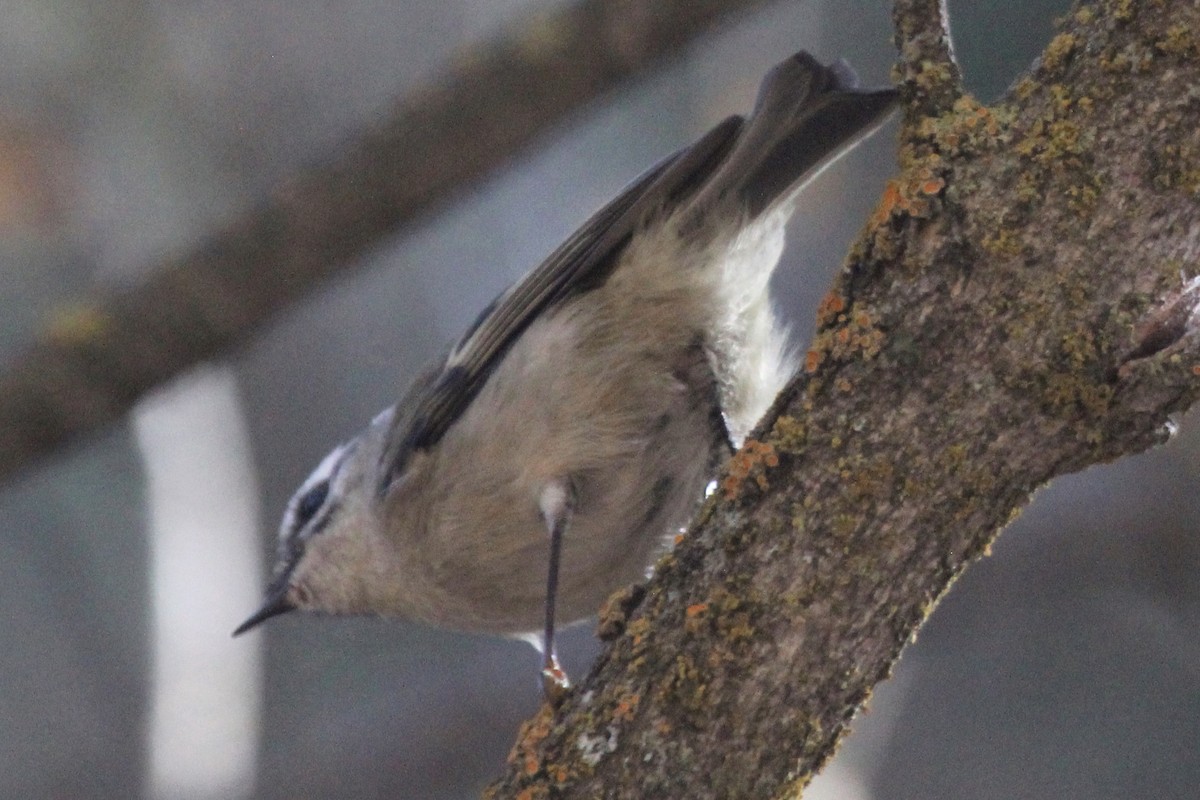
[236,51,896,691]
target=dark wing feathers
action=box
[382,115,745,481]
[380,52,898,487]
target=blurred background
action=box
[1,0,1198,798]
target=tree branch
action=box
[0,0,776,485]
[486,1,1200,797]
[892,0,961,124]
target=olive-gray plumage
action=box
[235,51,896,640]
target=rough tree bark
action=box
[484,0,1200,797]
[0,0,777,486]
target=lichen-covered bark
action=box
[485,1,1200,797]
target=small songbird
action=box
[235,51,896,691]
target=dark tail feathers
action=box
[691,52,898,220]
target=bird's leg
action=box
[538,479,576,703]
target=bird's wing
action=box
[380,115,745,484]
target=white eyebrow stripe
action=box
[301,443,348,491]
[279,442,351,541]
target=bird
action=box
[235,50,897,694]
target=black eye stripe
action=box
[308,502,337,536]
[295,480,330,528]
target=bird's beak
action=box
[233,587,296,636]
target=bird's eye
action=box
[295,480,330,528]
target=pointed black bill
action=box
[233,589,296,637]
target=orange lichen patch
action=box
[721,440,780,500]
[922,176,946,195]
[626,616,652,648]
[869,180,902,227]
[914,95,1003,156]
[805,348,824,374]
[1192,364,1200,376]
[684,602,710,634]
[612,693,641,723]
[506,703,556,778]
[869,162,946,227]
[808,305,886,374]
[816,291,847,327]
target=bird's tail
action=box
[688,52,898,222]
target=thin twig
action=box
[893,0,962,136]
